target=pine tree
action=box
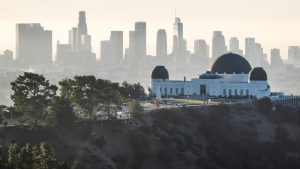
[36,142,58,169]
[7,143,21,169]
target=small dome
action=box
[249,67,268,81]
[199,71,222,79]
[211,53,252,74]
[151,66,169,80]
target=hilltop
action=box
[0,103,299,169]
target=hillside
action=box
[0,103,299,169]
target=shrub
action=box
[257,97,273,113]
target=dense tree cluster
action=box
[0,142,68,169]
[3,72,145,126]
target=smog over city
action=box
[0,0,299,169]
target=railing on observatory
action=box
[272,96,300,108]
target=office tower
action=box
[194,39,209,67]
[69,27,77,51]
[156,29,167,59]
[134,22,146,61]
[56,11,96,66]
[229,37,243,55]
[288,46,300,65]
[127,31,136,60]
[245,38,256,61]
[270,48,283,67]
[56,41,71,65]
[172,17,185,64]
[110,31,123,65]
[253,43,265,66]
[77,11,87,36]
[126,22,146,64]
[16,23,52,67]
[212,31,227,61]
[100,31,123,65]
[100,40,112,65]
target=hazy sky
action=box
[0,0,300,60]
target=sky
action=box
[0,0,300,60]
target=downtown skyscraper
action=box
[156,29,167,62]
[212,31,227,62]
[172,17,186,64]
[56,11,96,66]
[100,31,123,66]
[125,22,147,64]
[16,23,52,67]
[229,37,243,55]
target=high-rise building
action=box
[16,23,52,67]
[194,39,209,67]
[156,29,167,59]
[172,17,185,64]
[270,48,283,67]
[135,22,146,61]
[126,22,146,64]
[110,31,123,65]
[100,40,112,65]
[288,46,300,65]
[245,38,256,61]
[229,37,243,55]
[212,31,227,61]
[100,31,123,65]
[68,27,77,51]
[77,11,87,36]
[56,11,96,66]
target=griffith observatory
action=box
[151,53,270,99]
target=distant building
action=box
[245,38,256,61]
[110,31,123,65]
[156,29,167,59]
[100,40,112,65]
[56,11,96,66]
[288,46,300,66]
[172,17,186,64]
[245,38,267,67]
[0,50,13,67]
[270,48,283,67]
[229,37,243,55]
[125,22,146,64]
[212,31,227,62]
[193,39,209,67]
[16,23,52,67]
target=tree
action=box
[8,143,21,169]
[128,100,144,118]
[120,81,146,100]
[0,145,6,168]
[99,88,124,119]
[48,97,76,127]
[19,144,37,169]
[11,72,58,125]
[36,142,58,169]
[59,76,125,119]
[59,76,99,119]
[257,97,273,113]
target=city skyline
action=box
[0,0,300,59]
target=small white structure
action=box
[151,53,271,99]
